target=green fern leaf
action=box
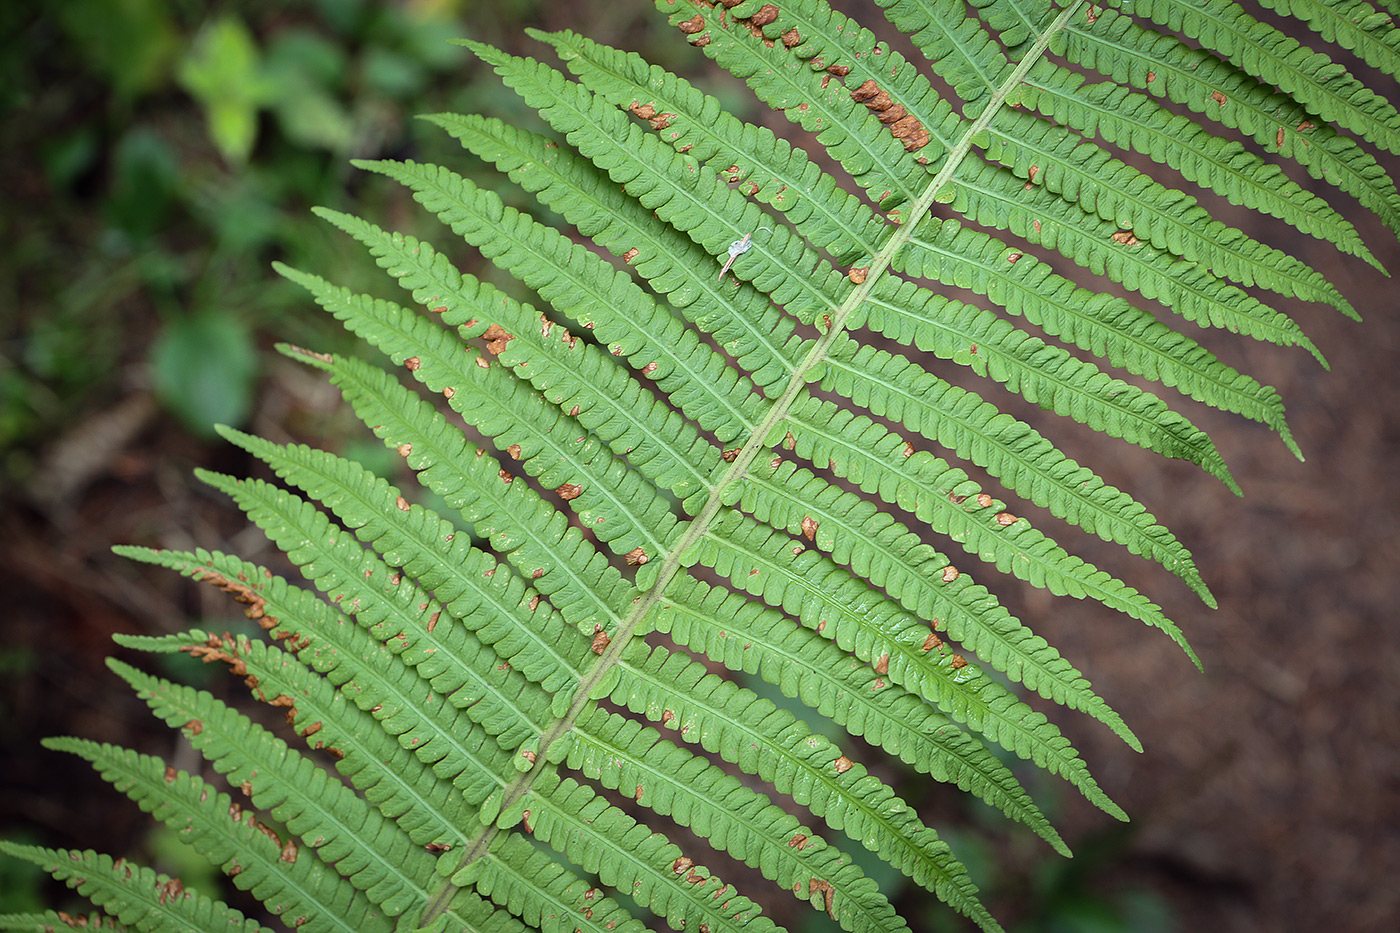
[1032,2,1400,240]
[0,841,271,933]
[1105,0,1400,156]
[42,737,392,933]
[207,408,991,925]
[19,2,1396,931]
[877,0,1376,264]
[117,631,775,933]
[121,544,912,933]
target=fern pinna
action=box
[7,1,1396,931]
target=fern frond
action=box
[42,737,391,933]
[1039,3,1400,241]
[105,660,446,918]
[876,0,1375,265]
[456,41,1220,615]
[1106,0,1400,156]
[240,397,990,921]
[282,191,1173,719]
[0,841,271,933]
[0,834,271,930]
[121,545,911,933]
[272,271,1081,850]
[569,18,1313,431]
[25,1,1395,931]
[739,458,1141,744]
[207,415,988,925]
[121,630,775,933]
[614,643,1000,930]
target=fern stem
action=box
[420,3,1086,924]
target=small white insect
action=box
[717,226,773,282]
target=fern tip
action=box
[275,343,337,369]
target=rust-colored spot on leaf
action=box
[864,88,894,111]
[833,756,853,774]
[851,79,880,103]
[678,14,705,33]
[789,833,809,849]
[427,610,440,633]
[556,482,583,500]
[624,547,648,565]
[396,495,411,511]
[634,785,644,801]
[922,631,943,651]
[828,63,850,77]
[425,841,451,852]
[673,856,694,875]
[498,469,513,484]
[622,247,639,263]
[995,512,1017,526]
[976,493,993,508]
[650,112,674,129]
[1033,218,1042,235]
[1276,126,1286,148]
[950,654,967,669]
[1086,6,1100,23]
[642,361,658,376]
[941,565,959,583]
[876,103,907,125]
[404,356,421,371]
[483,324,515,355]
[891,116,929,149]
[591,625,611,654]
[848,265,868,284]
[662,709,675,726]
[810,878,836,918]
[396,443,412,458]
[1007,251,1022,263]
[874,653,889,675]
[691,32,712,47]
[801,515,819,541]
[781,28,801,48]
[722,447,741,462]
[629,101,657,120]
[521,749,537,765]
[443,386,455,399]
[1211,90,1228,106]
[1146,71,1156,83]
[783,431,796,451]
[1027,165,1039,186]
[474,355,489,368]
[506,444,522,460]
[751,4,780,27]
[159,878,184,905]
[528,595,540,611]
[1298,119,1315,131]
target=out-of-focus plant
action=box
[1,0,507,462]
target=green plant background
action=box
[1,2,1397,931]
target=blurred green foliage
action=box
[0,0,556,474]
